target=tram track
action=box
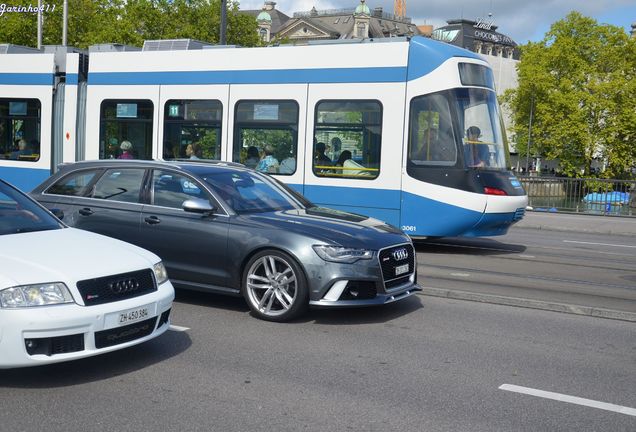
[415,240,636,272]
[412,231,636,319]
[419,262,636,292]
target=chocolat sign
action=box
[472,18,515,46]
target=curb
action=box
[512,224,636,237]
[418,287,636,323]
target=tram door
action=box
[303,82,405,227]
[228,84,309,195]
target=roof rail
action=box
[168,158,246,168]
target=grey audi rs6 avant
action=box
[32,160,420,321]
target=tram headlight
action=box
[313,245,374,263]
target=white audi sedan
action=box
[0,179,174,368]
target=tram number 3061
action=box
[401,225,417,233]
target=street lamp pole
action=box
[220,0,227,45]
[37,0,42,49]
[62,0,68,46]
[526,93,534,173]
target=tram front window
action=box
[456,88,507,169]
[408,89,508,170]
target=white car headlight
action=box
[313,245,374,263]
[153,262,169,285]
[0,283,74,308]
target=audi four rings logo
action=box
[108,278,140,294]
[392,248,408,261]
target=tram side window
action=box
[408,94,457,167]
[0,99,41,162]
[313,100,382,179]
[164,100,222,160]
[232,100,299,175]
[99,100,153,160]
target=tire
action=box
[242,249,308,322]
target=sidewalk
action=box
[514,210,636,237]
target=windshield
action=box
[456,88,508,169]
[0,181,63,235]
[408,88,509,170]
[200,170,302,214]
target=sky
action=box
[236,0,636,44]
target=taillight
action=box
[484,187,507,196]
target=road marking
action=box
[499,384,636,417]
[517,254,535,258]
[450,273,471,277]
[563,240,636,249]
[169,325,190,332]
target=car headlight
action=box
[313,245,374,263]
[153,262,169,285]
[0,283,74,308]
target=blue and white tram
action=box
[0,36,527,237]
[0,45,85,190]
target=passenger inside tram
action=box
[464,126,488,168]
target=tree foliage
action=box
[0,0,260,48]
[502,12,636,178]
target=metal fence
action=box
[517,175,636,217]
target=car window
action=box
[151,170,207,209]
[46,170,99,196]
[0,182,61,235]
[201,171,298,214]
[91,168,145,203]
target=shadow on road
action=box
[414,237,527,256]
[0,330,191,388]
[302,295,424,325]
[173,287,423,325]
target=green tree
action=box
[502,12,636,178]
[0,0,260,49]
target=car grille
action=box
[25,334,85,356]
[378,243,415,288]
[95,317,158,349]
[76,269,157,306]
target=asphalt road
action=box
[1,294,634,432]
[415,215,636,321]
[2,212,635,431]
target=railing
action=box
[517,175,636,217]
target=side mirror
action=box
[50,208,64,220]
[182,198,216,215]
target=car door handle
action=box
[78,208,94,216]
[144,216,161,225]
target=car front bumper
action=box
[0,281,174,369]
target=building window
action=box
[357,23,366,38]
[0,98,41,162]
[233,100,299,175]
[100,100,154,159]
[164,100,222,160]
[313,100,382,179]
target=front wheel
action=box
[242,249,308,322]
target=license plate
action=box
[118,307,149,325]
[104,303,156,328]
[395,264,409,276]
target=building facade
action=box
[242,0,421,44]
[432,17,519,60]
